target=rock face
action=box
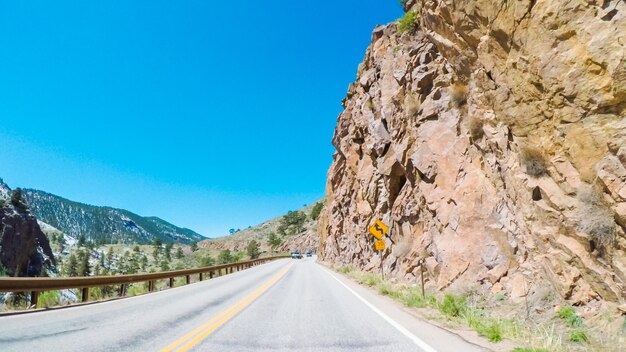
[320,0,625,308]
[0,195,55,277]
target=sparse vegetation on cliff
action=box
[469,117,484,141]
[398,11,418,33]
[310,202,323,220]
[576,186,616,247]
[520,147,548,177]
[450,83,468,107]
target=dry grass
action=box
[469,117,484,141]
[333,265,624,351]
[404,94,421,118]
[576,185,616,247]
[520,147,548,177]
[450,83,468,107]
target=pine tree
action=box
[267,232,282,251]
[246,240,261,259]
[128,256,140,274]
[140,255,148,272]
[67,254,78,277]
[58,237,66,253]
[310,202,324,220]
[10,189,27,210]
[78,250,91,276]
[218,249,234,264]
[201,255,215,267]
[190,242,198,252]
[176,247,184,259]
[165,243,173,261]
[106,247,114,269]
[77,234,86,247]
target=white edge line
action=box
[323,266,439,352]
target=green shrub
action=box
[378,284,402,300]
[398,11,418,33]
[338,266,352,274]
[477,321,503,342]
[439,294,468,318]
[403,289,435,308]
[0,264,8,277]
[568,329,588,343]
[557,306,583,327]
[201,255,215,267]
[358,273,381,287]
[310,202,324,221]
[37,291,61,308]
[127,284,147,297]
[246,240,260,259]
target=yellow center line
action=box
[160,263,293,352]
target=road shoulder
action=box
[316,261,506,352]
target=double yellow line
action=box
[160,263,293,352]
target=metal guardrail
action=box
[0,256,289,307]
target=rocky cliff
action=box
[0,184,55,277]
[319,0,625,311]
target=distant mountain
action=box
[200,202,322,254]
[0,179,10,200]
[23,189,205,245]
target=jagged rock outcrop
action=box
[0,193,55,277]
[320,0,625,310]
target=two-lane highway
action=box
[0,258,485,352]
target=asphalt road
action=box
[0,258,485,352]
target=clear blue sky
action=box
[0,1,402,237]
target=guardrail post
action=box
[31,291,38,307]
[199,273,203,282]
[185,275,190,285]
[169,277,174,288]
[209,271,214,279]
[82,287,89,302]
[119,284,127,297]
[148,280,154,292]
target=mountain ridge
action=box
[22,188,205,245]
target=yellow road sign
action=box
[374,239,386,251]
[368,219,388,239]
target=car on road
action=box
[291,251,303,259]
[306,250,312,257]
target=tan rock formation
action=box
[319,0,625,309]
